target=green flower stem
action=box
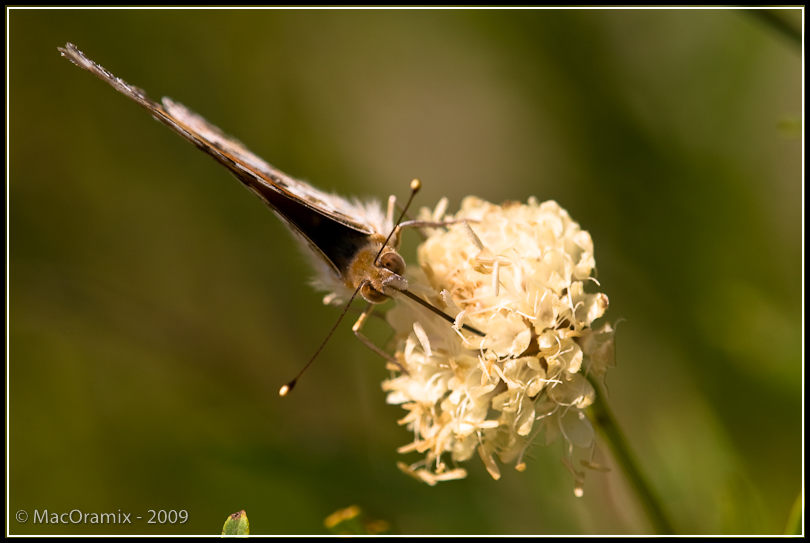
[587,376,675,534]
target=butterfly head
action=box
[349,235,408,303]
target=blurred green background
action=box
[9,8,802,535]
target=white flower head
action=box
[383,196,615,491]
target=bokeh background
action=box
[9,8,802,535]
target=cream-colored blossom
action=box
[383,196,614,491]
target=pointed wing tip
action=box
[58,42,88,67]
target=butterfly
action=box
[58,43,482,393]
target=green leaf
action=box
[222,510,249,536]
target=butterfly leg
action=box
[352,302,408,373]
[398,218,473,228]
[391,218,477,241]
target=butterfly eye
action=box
[360,282,388,303]
[378,251,405,276]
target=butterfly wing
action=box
[59,43,387,286]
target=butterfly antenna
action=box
[279,283,364,397]
[375,179,485,338]
[374,178,422,265]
